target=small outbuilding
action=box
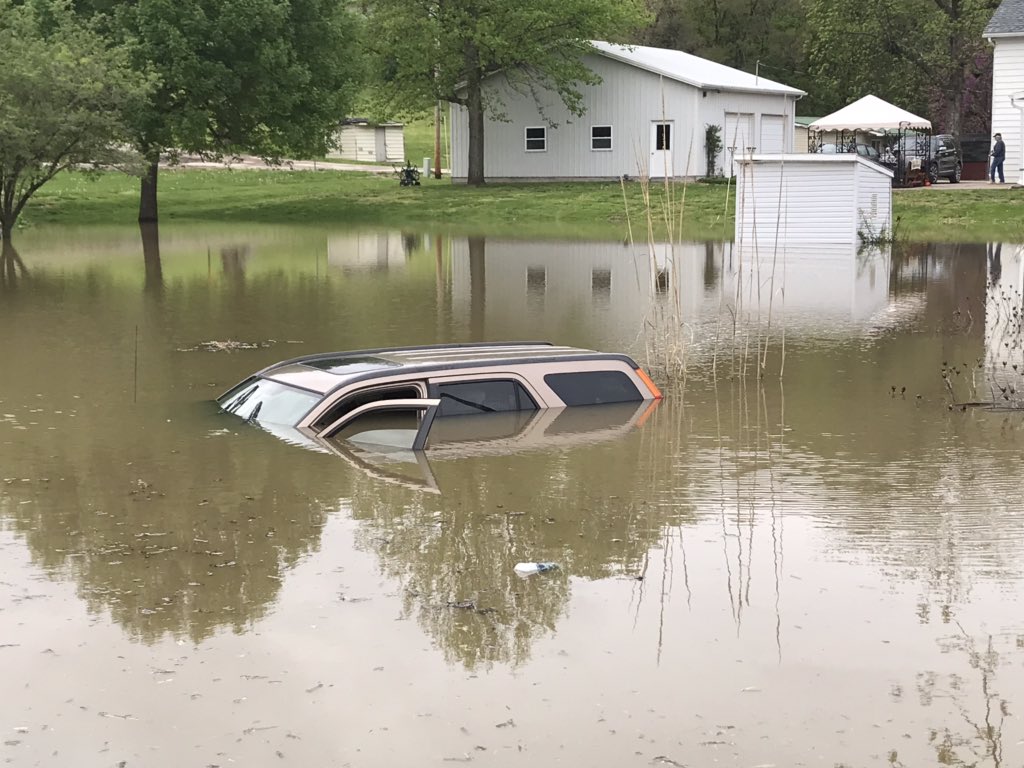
[734,154,893,245]
[328,119,405,163]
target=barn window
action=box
[525,127,547,152]
[591,125,612,151]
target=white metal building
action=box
[985,0,1024,184]
[734,154,893,245]
[328,120,405,163]
[450,42,805,181]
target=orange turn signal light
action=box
[634,367,663,400]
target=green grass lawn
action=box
[20,168,1024,242]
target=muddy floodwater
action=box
[2,226,1024,767]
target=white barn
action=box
[734,154,893,245]
[450,42,805,181]
[985,0,1024,184]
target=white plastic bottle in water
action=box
[514,562,558,576]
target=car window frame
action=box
[301,380,428,431]
[317,398,441,451]
[426,372,546,413]
[427,377,539,417]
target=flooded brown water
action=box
[2,226,1023,767]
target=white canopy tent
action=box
[810,95,931,132]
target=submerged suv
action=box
[218,342,662,452]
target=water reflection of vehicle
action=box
[262,400,659,493]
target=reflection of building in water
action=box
[449,238,709,344]
[724,243,891,328]
[449,238,893,344]
[327,231,425,272]
[984,242,1024,398]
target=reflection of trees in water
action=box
[221,244,251,285]
[140,222,164,297]
[2,422,335,645]
[1,240,29,290]
[890,242,988,332]
[343,429,696,669]
[902,629,1012,767]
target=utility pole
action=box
[434,100,443,179]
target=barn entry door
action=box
[650,121,674,178]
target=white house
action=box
[450,42,805,181]
[985,0,1024,184]
[734,154,893,245]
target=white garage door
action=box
[760,115,786,153]
[724,112,755,153]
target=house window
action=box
[656,123,671,151]
[525,127,547,152]
[591,125,612,151]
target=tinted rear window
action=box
[544,371,641,406]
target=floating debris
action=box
[177,340,278,353]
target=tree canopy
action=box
[804,0,998,134]
[99,0,363,221]
[0,0,150,244]
[363,0,649,185]
[643,0,999,135]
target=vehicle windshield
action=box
[219,378,319,425]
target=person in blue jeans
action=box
[990,133,1005,183]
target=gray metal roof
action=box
[985,0,1024,37]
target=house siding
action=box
[855,161,893,237]
[734,156,892,244]
[450,53,795,180]
[991,36,1024,181]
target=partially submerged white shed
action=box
[328,120,405,163]
[734,154,893,244]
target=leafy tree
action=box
[100,0,363,222]
[642,0,809,90]
[363,0,648,185]
[805,0,998,134]
[0,0,150,245]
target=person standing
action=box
[990,133,1006,183]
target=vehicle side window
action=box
[313,385,421,431]
[544,371,642,406]
[434,380,537,417]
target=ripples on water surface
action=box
[1,227,1023,766]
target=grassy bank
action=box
[23,168,1024,242]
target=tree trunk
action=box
[139,156,159,223]
[945,68,964,139]
[464,44,485,186]
[0,217,11,246]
